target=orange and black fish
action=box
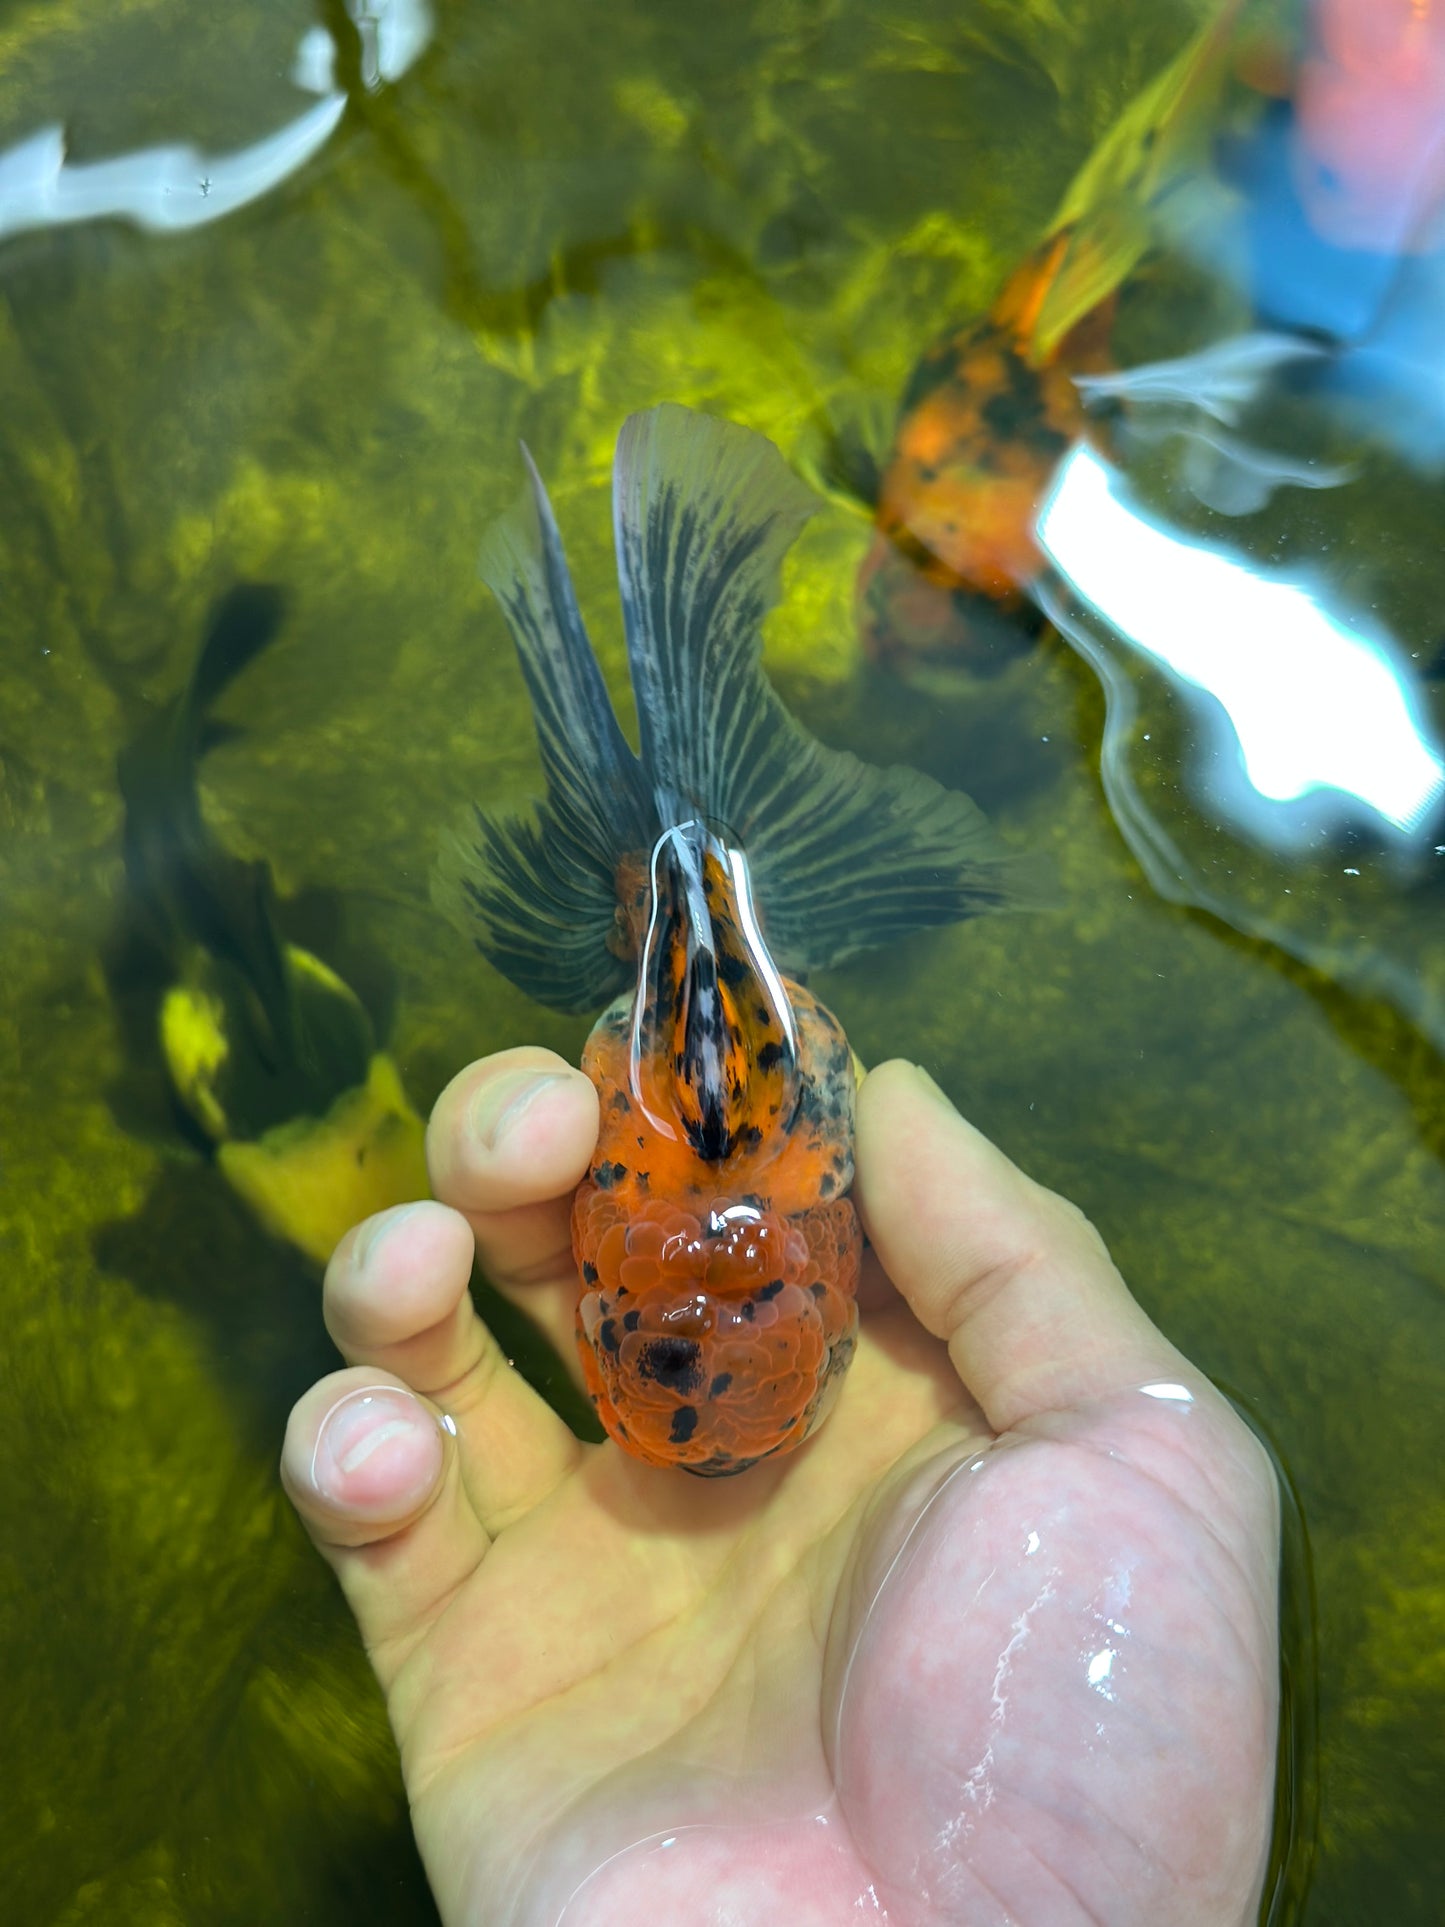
[854,0,1251,669]
[441,404,1028,1475]
[858,229,1116,669]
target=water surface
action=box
[2,1,1442,1920]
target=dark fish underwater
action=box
[116,584,427,1266]
[440,403,1035,1475]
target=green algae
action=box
[1,0,1443,1921]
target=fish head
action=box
[630,821,800,1166]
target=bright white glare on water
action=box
[1037,447,1445,836]
[0,0,432,244]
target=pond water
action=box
[2,0,1442,1920]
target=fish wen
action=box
[439,405,1029,1474]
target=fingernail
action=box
[913,1063,958,1110]
[470,1071,564,1150]
[311,1386,444,1507]
[351,1201,426,1273]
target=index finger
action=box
[853,1060,1193,1434]
[425,1046,598,1361]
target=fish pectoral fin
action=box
[434,801,631,1015]
[794,392,898,515]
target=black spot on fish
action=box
[582,1261,599,1284]
[717,949,748,989]
[623,1309,641,1332]
[755,1004,773,1026]
[610,1089,632,1112]
[757,1040,785,1071]
[599,1319,621,1355]
[758,1279,785,1302]
[687,1453,749,1478]
[819,1172,836,1197]
[901,333,967,413]
[740,1301,756,1322]
[593,1160,627,1189]
[637,1337,704,1394]
[670,1405,699,1444]
[708,1372,733,1398]
[810,1281,827,1299]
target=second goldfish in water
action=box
[441,405,1029,1474]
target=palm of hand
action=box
[285,1056,1278,1927]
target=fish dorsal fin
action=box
[613,404,1034,975]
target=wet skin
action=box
[282,1048,1280,1926]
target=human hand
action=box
[282,1048,1279,1925]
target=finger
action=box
[853,1060,1190,1433]
[425,1046,598,1359]
[280,1367,486,1681]
[326,1200,583,1532]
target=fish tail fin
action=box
[183,583,287,740]
[612,403,1040,977]
[435,446,655,1013]
[118,586,305,1072]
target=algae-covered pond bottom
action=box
[1,1,1443,1921]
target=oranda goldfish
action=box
[857,230,1115,669]
[441,404,1027,1475]
[855,1,1251,669]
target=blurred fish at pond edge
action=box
[856,230,1116,672]
[437,403,1037,1476]
[827,0,1251,674]
[116,584,427,1267]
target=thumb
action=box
[853,1061,1193,1434]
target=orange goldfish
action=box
[858,230,1115,668]
[442,404,1027,1474]
[856,0,1251,668]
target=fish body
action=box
[860,232,1114,667]
[573,828,861,1472]
[116,586,427,1265]
[859,1,1250,668]
[444,404,1027,1474]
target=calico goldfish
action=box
[854,1,1251,669]
[858,229,1115,669]
[441,404,1027,1475]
